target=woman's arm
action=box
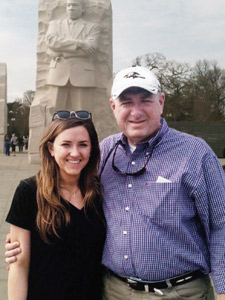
[8,225,30,300]
[5,234,21,267]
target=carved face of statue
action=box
[66,0,84,20]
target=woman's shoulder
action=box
[6,176,38,228]
[19,176,37,193]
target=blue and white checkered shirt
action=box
[100,118,225,294]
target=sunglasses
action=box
[112,141,152,176]
[52,110,92,121]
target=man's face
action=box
[110,90,165,146]
[66,0,84,20]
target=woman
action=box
[6,110,106,300]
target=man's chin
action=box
[127,132,151,145]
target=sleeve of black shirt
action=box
[6,177,37,231]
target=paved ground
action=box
[0,152,39,300]
[0,151,224,300]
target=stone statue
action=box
[46,0,100,110]
[28,0,118,164]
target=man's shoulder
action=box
[167,127,214,154]
[169,127,206,143]
[100,133,122,146]
[100,133,122,154]
[48,18,67,27]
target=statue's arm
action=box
[46,21,101,58]
[78,24,100,55]
[46,21,80,55]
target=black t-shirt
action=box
[6,177,106,300]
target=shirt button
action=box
[128,184,132,188]
[123,231,127,235]
[124,255,129,260]
[131,161,135,165]
[125,207,130,211]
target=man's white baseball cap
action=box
[111,66,161,100]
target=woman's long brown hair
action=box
[36,118,101,243]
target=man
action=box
[46,0,100,110]
[6,66,225,299]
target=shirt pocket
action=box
[136,182,183,226]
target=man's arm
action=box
[8,225,30,300]
[194,154,225,295]
[5,234,21,267]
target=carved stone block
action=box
[29,0,118,164]
[0,64,7,152]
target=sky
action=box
[0,0,225,102]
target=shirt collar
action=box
[67,18,84,25]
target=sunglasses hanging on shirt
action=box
[112,141,153,176]
[100,140,157,177]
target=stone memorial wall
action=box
[0,63,7,153]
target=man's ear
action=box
[110,98,116,111]
[47,142,54,157]
[159,93,165,115]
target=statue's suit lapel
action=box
[60,19,85,39]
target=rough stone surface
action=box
[0,63,7,153]
[29,0,118,163]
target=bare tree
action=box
[23,90,35,106]
[191,60,225,121]
[7,100,30,137]
[132,53,225,122]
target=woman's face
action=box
[48,126,91,182]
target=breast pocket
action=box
[137,182,183,226]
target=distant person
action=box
[46,0,100,110]
[10,134,18,156]
[18,136,24,152]
[4,134,11,156]
[6,111,105,300]
[23,136,29,150]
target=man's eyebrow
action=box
[140,92,154,98]
[119,94,133,101]
[119,92,153,101]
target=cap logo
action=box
[124,72,145,79]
